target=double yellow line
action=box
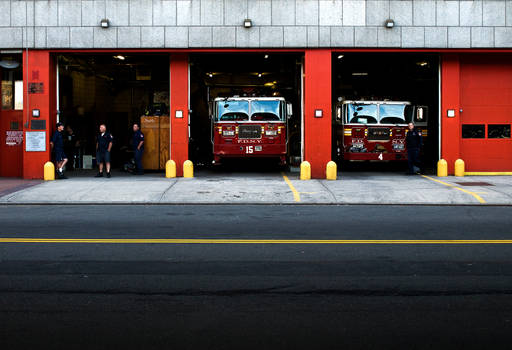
[1,238,512,244]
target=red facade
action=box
[1,49,511,179]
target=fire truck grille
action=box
[367,127,390,141]
[238,125,262,139]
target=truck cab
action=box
[335,100,428,162]
[211,97,291,165]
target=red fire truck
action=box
[334,100,427,161]
[211,97,292,165]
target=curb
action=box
[0,202,511,207]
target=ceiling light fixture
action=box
[243,19,252,28]
[0,60,19,69]
[385,19,394,29]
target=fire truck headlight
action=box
[222,130,235,136]
[265,130,278,136]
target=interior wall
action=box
[58,54,170,168]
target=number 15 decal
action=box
[245,146,254,154]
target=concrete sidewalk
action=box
[0,171,510,205]
[0,179,41,198]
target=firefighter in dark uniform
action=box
[64,125,79,170]
[405,122,422,175]
[132,123,144,175]
[50,122,68,179]
[95,124,113,178]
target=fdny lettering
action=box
[237,139,262,144]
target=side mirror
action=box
[416,107,424,121]
[415,106,428,123]
[336,107,342,121]
[286,103,293,117]
[208,101,213,116]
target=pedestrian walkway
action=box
[0,171,510,205]
[0,178,41,198]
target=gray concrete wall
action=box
[0,0,511,49]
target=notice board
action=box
[25,131,46,152]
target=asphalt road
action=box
[1,204,512,349]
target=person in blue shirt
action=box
[50,122,68,179]
[95,124,113,178]
[132,123,145,175]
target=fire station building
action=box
[0,0,511,179]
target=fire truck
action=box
[211,97,292,165]
[334,100,428,161]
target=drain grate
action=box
[455,182,494,186]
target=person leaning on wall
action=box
[50,122,68,179]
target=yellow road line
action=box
[282,173,301,202]
[421,175,486,204]
[1,238,512,244]
[465,172,512,176]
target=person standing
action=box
[63,125,79,170]
[132,123,145,175]
[95,124,113,178]
[50,122,68,179]
[405,122,422,175]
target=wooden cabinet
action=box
[141,116,170,170]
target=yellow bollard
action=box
[183,160,194,178]
[43,161,55,181]
[454,159,465,177]
[437,159,448,177]
[165,160,176,178]
[326,161,337,180]
[300,161,311,180]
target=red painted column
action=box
[170,53,189,177]
[304,50,332,178]
[22,50,56,179]
[440,54,461,174]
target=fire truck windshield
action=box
[347,104,378,124]
[250,100,282,121]
[217,100,249,121]
[379,104,412,125]
[346,103,413,125]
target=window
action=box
[347,103,378,124]
[14,80,23,110]
[488,124,511,139]
[1,79,13,110]
[1,61,23,111]
[250,100,282,121]
[462,124,485,139]
[378,104,414,125]
[216,100,249,121]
